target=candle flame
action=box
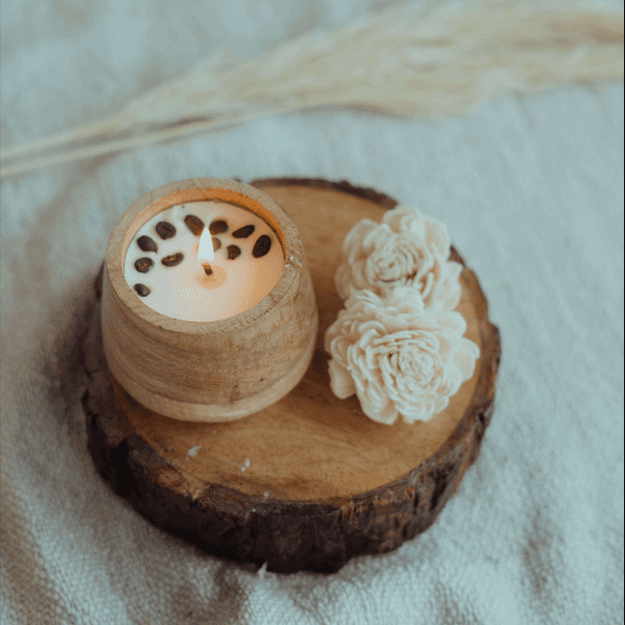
[198,228,214,264]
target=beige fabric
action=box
[1,1,623,623]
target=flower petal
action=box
[359,393,398,425]
[424,216,451,258]
[335,262,355,300]
[328,358,356,399]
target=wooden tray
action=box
[82,178,501,574]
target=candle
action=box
[102,178,318,422]
[123,200,285,322]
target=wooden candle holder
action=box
[84,178,501,574]
[102,178,318,422]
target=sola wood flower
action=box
[335,205,463,312]
[324,287,480,425]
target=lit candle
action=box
[123,200,285,322]
[102,178,318,422]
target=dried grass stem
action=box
[1,0,622,178]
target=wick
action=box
[198,263,226,290]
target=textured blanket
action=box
[1,0,623,623]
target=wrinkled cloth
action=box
[1,0,623,623]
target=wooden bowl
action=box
[101,178,318,422]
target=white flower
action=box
[324,287,480,425]
[335,205,463,313]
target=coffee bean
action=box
[232,225,255,239]
[252,235,272,258]
[209,220,228,235]
[134,284,151,297]
[161,252,184,267]
[227,245,241,260]
[156,221,176,240]
[134,257,153,273]
[212,237,222,251]
[184,214,205,236]
[137,235,158,253]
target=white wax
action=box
[123,201,284,321]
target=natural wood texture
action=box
[102,178,318,422]
[83,178,501,574]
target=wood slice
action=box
[82,177,501,574]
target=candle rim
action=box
[119,188,286,257]
[106,178,302,333]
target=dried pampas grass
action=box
[1,0,622,178]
